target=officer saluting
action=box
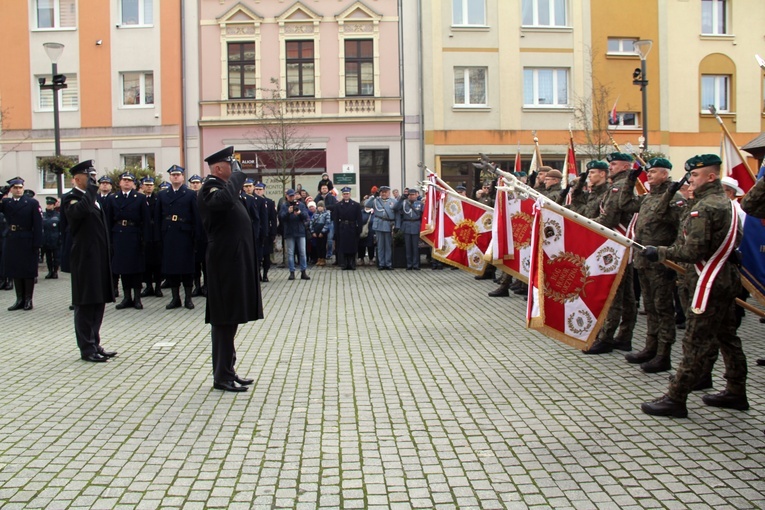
[198,146,263,392]
[0,177,43,311]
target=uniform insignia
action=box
[70,199,79,204]
[690,211,699,217]
[209,188,219,193]
[611,187,620,193]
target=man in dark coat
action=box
[0,177,43,310]
[333,186,362,270]
[0,211,9,290]
[243,179,268,272]
[63,160,117,362]
[198,146,263,392]
[41,196,62,279]
[139,176,163,298]
[106,172,150,310]
[188,175,207,297]
[254,182,277,282]
[155,165,200,310]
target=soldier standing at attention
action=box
[365,185,397,270]
[0,177,43,311]
[97,176,113,208]
[156,165,200,310]
[199,146,263,392]
[139,176,163,298]
[41,196,62,279]
[107,172,150,310]
[641,154,748,418]
[394,187,424,270]
[188,175,207,298]
[333,186,362,270]
[254,182,277,282]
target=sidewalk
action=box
[0,264,763,509]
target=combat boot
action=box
[641,394,688,418]
[261,270,269,283]
[154,279,164,297]
[488,277,511,297]
[22,279,34,310]
[191,277,203,297]
[140,284,154,297]
[166,287,182,309]
[641,355,671,374]
[701,390,749,411]
[183,285,195,309]
[116,286,134,310]
[582,339,613,355]
[301,270,311,280]
[0,279,7,290]
[7,279,24,311]
[625,337,657,364]
[4,279,12,291]
[51,267,59,279]
[44,260,54,279]
[133,287,143,310]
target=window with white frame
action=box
[523,68,569,107]
[345,39,374,96]
[607,38,637,55]
[228,42,256,99]
[522,0,567,27]
[452,0,486,26]
[121,0,153,26]
[35,0,76,29]
[701,0,727,35]
[37,74,78,111]
[122,154,155,170]
[701,75,729,112]
[608,112,639,129]
[122,72,154,107]
[454,67,487,107]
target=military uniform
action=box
[394,191,424,270]
[334,188,363,270]
[740,177,765,218]
[255,183,277,282]
[139,178,163,298]
[365,189,397,270]
[41,198,62,279]
[0,212,9,290]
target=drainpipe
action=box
[417,0,425,178]
[179,0,187,167]
[398,0,406,188]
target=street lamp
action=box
[40,42,67,197]
[632,39,652,153]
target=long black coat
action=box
[263,196,277,254]
[0,194,43,278]
[155,184,199,275]
[59,191,74,273]
[333,199,363,255]
[64,184,114,306]
[240,192,261,244]
[143,193,162,266]
[106,190,150,275]
[199,173,263,325]
[42,209,61,251]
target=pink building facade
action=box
[197,1,405,199]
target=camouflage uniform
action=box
[592,171,637,347]
[740,177,765,218]
[657,180,746,403]
[619,180,685,362]
[569,182,608,219]
[542,182,562,204]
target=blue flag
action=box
[739,162,765,306]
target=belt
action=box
[403,219,419,222]
[164,215,188,223]
[340,220,354,225]
[9,225,27,232]
[116,220,137,227]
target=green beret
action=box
[684,154,722,172]
[586,160,608,171]
[646,158,672,170]
[606,152,633,162]
[516,171,528,177]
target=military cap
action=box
[254,182,265,189]
[189,174,202,183]
[516,171,528,177]
[684,154,722,172]
[159,182,171,190]
[6,176,24,186]
[455,185,467,192]
[243,178,254,185]
[119,172,135,181]
[286,188,296,196]
[379,185,390,191]
[341,186,352,193]
[140,176,155,184]
[546,169,563,179]
[69,160,95,177]
[45,196,57,205]
[204,146,235,165]
[167,165,184,174]
[98,175,112,184]
[606,152,634,162]
[586,160,609,171]
[23,189,35,198]
[646,158,672,171]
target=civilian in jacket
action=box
[279,189,311,280]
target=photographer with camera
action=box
[278,189,310,280]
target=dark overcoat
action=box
[155,184,199,275]
[143,193,162,266]
[240,192,261,244]
[106,190,150,275]
[199,173,263,325]
[64,184,114,306]
[42,209,62,251]
[333,199,363,255]
[59,191,73,273]
[0,194,43,278]
[263,196,277,254]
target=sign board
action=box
[334,173,356,185]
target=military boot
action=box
[702,390,749,411]
[166,287,182,309]
[488,277,511,297]
[51,267,59,279]
[115,285,134,310]
[133,287,143,310]
[625,337,657,364]
[44,260,54,279]
[4,279,12,291]
[641,355,671,374]
[641,394,688,418]
[154,279,164,297]
[140,284,154,298]
[22,279,34,310]
[582,339,613,355]
[0,279,7,290]
[183,285,195,309]
[191,277,203,297]
[7,279,24,311]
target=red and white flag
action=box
[430,192,493,275]
[526,202,631,350]
[493,193,536,282]
[514,145,522,173]
[420,171,439,246]
[486,178,513,266]
[721,130,756,193]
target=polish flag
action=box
[721,131,756,193]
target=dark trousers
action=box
[42,247,60,269]
[404,233,420,269]
[211,324,238,383]
[144,263,162,288]
[315,236,327,260]
[120,273,142,290]
[74,303,105,357]
[166,274,193,287]
[261,248,272,275]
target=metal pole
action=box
[641,58,648,152]
[52,62,63,198]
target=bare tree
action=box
[572,78,615,161]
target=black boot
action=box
[301,270,311,280]
[5,279,13,291]
[625,337,657,364]
[582,339,613,355]
[51,267,58,279]
[154,279,163,297]
[23,279,34,310]
[183,285,195,309]
[7,279,24,311]
[166,287,182,309]
[261,271,269,283]
[191,277,203,297]
[115,285,134,310]
[140,283,154,297]
[702,390,749,411]
[0,279,7,290]
[44,260,54,279]
[161,279,171,289]
[641,355,671,374]
[133,288,143,310]
[289,271,295,280]
[641,395,688,418]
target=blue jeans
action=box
[285,237,307,272]
[326,223,335,258]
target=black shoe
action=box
[756,359,765,366]
[115,298,134,310]
[625,348,656,364]
[288,272,295,280]
[51,270,58,279]
[155,288,164,298]
[488,288,510,297]
[133,297,143,310]
[140,286,154,298]
[261,275,269,283]
[412,267,420,271]
[44,272,54,279]
[582,339,613,355]
[213,381,248,392]
[234,375,254,386]
[23,299,33,311]
[641,395,688,418]
[98,349,118,358]
[701,390,749,411]
[474,273,493,280]
[641,355,671,374]
[166,298,182,309]
[613,339,632,351]
[7,300,23,311]
[81,353,108,363]
[513,287,527,295]
[301,271,311,280]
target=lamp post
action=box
[40,42,66,198]
[632,39,652,153]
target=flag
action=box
[609,96,619,125]
[493,193,536,282]
[562,137,577,195]
[740,161,765,306]
[486,178,513,266]
[420,171,455,247]
[430,192,493,275]
[721,130,756,193]
[514,145,522,173]
[527,202,631,350]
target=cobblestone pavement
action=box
[0,262,763,509]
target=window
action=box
[121,0,153,26]
[35,0,76,29]
[122,154,155,170]
[607,38,637,55]
[452,0,486,26]
[522,0,567,27]
[701,75,729,112]
[38,74,78,111]
[286,41,315,98]
[454,67,487,107]
[701,0,727,35]
[523,68,568,107]
[608,112,639,129]
[359,149,389,196]
[37,156,78,190]
[122,72,154,107]
[228,43,256,99]
[345,40,374,96]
